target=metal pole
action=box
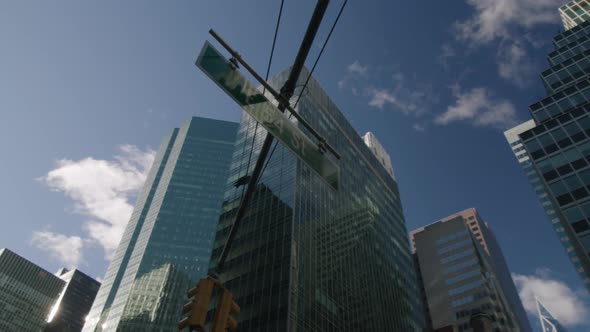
[215,0,330,274]
[209,28,339,159]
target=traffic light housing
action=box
[212,288,240,332]
[178,277,215,331]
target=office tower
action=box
[411,208,532,332]
[0,248,65,331]
[536,298,568,332]
[504,14,590,293]
[560,0,590,30]
[82,117,238,331]
[209,67,423,331]
[45,268,101,332]
[362,131,395,178]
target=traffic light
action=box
[178,277,215,331]
[212,288,240,332]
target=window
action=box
[436,230,469,245]
[452,295,474,308]
[572,220,590,233]
[446,269,481,285]
[441,248,475,264]
[564,206,584,223]
[550,153,568,168]
[579,169,590,186]
[444,258,478,274]
[438,239,473,255]
[579,234,590,250]
[449,280,485,296]
[564,175,583,191]
[550,181,568,196]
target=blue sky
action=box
[1,1,589,330]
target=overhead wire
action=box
[240,0,285,197]
[258,0,348,180]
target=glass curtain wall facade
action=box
[560,0,590,31]
[209,67,423,331]
[45,269,101,332]
[82,117,238,331]
[0,248,65,332]
[504,17,590,293]
[411,210,531,332]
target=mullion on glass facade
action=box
[82,117,237,332]
[505,4,590,293]
[208,67,423,331]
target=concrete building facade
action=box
[411,209,531,332]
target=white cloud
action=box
[436,86,519,129]
[340,62,437,126]
[497,40,535,87]
[39,145,155,260]
[31,231,84,268]
[453,0,562,87]
[513,269,590,327]
[367,87,396,109]
[347,60,368,78]
[438,44,456,68]
[413,124,426,132]
[455,0,562,44]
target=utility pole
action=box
[213,0,330,274]
[178,1,335,330]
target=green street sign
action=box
[196,41,339,190]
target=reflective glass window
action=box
[564,206,585,223]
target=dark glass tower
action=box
[45,269,101,332]
[209,67,424,331]
[82,117,238,331]
[504,15,590,292]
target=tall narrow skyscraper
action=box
[45,268,101,332]
[504,4,590,293]
[82,117,238,331]
[411,209,532,332]
[208,67,424,331]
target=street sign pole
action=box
[196,41,339,189]
[197,0,331,274]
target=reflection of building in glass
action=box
[0,248,65,331]
[411,209,531,332]
[82,117,238,331]
[209,67,423,331]
[504,9,590,293]
[45,268,101,332]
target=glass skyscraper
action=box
[82,116,238,331]
[45,268,101,332]
[208,67,423,331]
[0,248,65,332]
[560,0,590,31]
[504,9,590,292]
